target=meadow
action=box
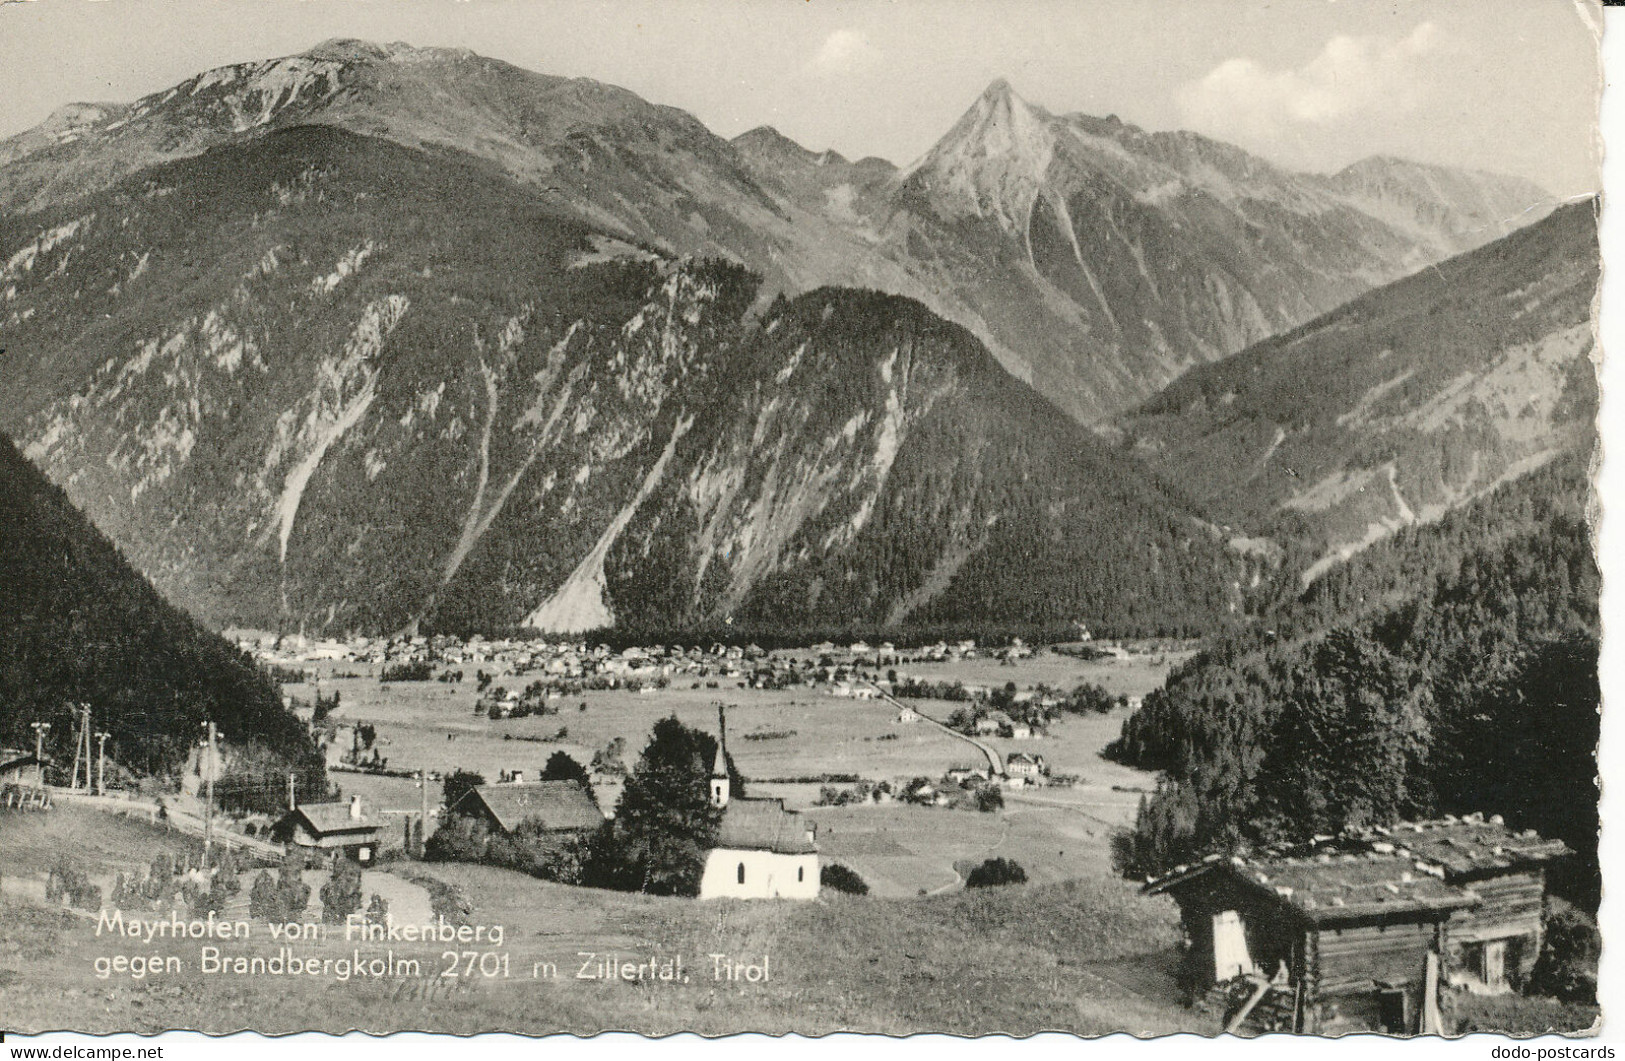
[292,647,1183,898]
[0,804,1199,1036]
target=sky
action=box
[0,0,1603,197]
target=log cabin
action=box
[449,779,605,838]
[1147,846,1474,1034]
[1343,815,1571,992]
[1145,817,1572,1033]
[271,795,384,866]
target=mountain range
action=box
[1117,199,1597,583]
[0,40,1593,639]
[2,40,1555,422]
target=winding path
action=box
[868,684,1004,776]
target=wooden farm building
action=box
[1145,815,1571,1035]
[0,750,51,809]
[1345,816,1572,991]
[271,795,384,865]
[450,780,605,837]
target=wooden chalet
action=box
[1147,846,1473,1034]
[271,795,384,865]
[449,780,605,836]
[1344,815,1572,991]
[1145,817,1572,1034]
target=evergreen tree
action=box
[597,716,726,896]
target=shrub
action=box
[47,859,102,910]
[1530,900,1600,1003]
[249,870,283,921]
[820,862,869,895]
[975,786,1005,812]
[966,857,1027,888]
[424,814,492,862]
[381,661,433,682]
[320,859,363,924]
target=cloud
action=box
[807,29,881,76]
[1177,22,1442,163]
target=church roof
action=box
[716,798,816,855]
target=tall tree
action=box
[598,716,726,896]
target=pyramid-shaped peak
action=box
[982,77,1020,101]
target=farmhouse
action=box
[271,795,384,866]
[450,780,604,838]
[698,714,819,900]
[1005,752,1046,780]
[1144,818,1572,1034]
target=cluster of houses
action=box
[247,632,1064,700]
[268,707,819,902]
[1144,814,1573,1035]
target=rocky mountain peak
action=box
[900,77,1056,229]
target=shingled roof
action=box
[283,802,382,836]
[455,780,604,833]
[715,798,816,855]
[1346,815,1573,878]
[1146,849,1478,926]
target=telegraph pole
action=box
[69,705,90,791]
[288,771,297,811]
[30,721,50,763]
[417,770,430,858]
[203,721,217,867]
[95,732,109,796]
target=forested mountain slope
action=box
[0,125,1241,638]
[1112,461,1598,904]
[1118,200,1597,579]
[0,434,318,786]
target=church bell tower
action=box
[711,702,730,808]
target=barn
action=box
[1343,815,1571,992]
[1145,817,1572,1034]
[449,780,605,837]
[1146,846,1472,1034]
[0,750,51,809]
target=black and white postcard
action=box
[0,0,1607,1047]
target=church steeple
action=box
[710,702,730,808]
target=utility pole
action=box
[417,770,430,858]
[30,721,50,763]
[288,771,297,811]
[69,704,90,791]
[203,721,217,867]
[95,732,109,796]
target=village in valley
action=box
[1,620,1591,1037]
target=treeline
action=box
[1249,455,1593,639]
[0,434,322,792]
[1111,472,1599,909]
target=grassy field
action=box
[0,805,1201,1036]
[296,651,1177,889]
